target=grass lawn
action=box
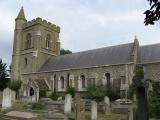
[0,101,44,120]
[67,111,127,120]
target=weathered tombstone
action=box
[2,88,12,109]
[75,93,85,120]
[64,94,72,114]
[133,77,149,120]
[104,96,111,115]
[91,101,97,120]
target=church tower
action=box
[11,7,60,80]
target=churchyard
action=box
[0,90,128,120]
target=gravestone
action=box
[64,94,72,114]
[128,107,133,120]
[133,77,149,120]
[91,101,97,120]
[2,88,12,109]
[75,93,85,120]
[104,96,111,115]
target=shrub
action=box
[86,84,120,102]
[86,85,106,101]
[8,80,22,99]
[8,80,22,91]
[66,87,75,97]
[148,82,160,119]
[49,91,59,100]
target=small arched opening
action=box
[29,87,34,96]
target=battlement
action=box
[22,17,60,32]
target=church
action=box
[11,7,160,101]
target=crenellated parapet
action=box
[22,17,60,32]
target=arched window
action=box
[105,73,111,86]
[26,33,32,49]
[60,76,65,89]
[24,58,28,67]
[46,34,51,49]
[29,87,34,96]
[81,75,86,88]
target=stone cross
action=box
[104,96,111,115]
[133,78,149,120]
[64,94,72,114]
[91,101,97,120]
[74,93,85,120]
[2,88,12,109]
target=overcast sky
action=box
[0,0,160,66]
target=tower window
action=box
[26,33,32,49]
[81,75,86,88]
[45,34,51,49]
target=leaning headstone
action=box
[104,96,111,115]
[91,101,97,120]
[64,94,72,114]
[2,88,12,109]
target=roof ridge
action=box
[140,43,160,48]
[58,42,134,57]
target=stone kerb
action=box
[64,94,72,114]
[2,88,12,109]
[91,101,97,120]
[104,96,111,115]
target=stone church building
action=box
[11,7,160,101]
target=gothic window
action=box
[24,58,28,67]
[105,73,111,86]
[26,33,32,49]
[45,34,51,49]
[60,76,65,89]
[81,75,86,88]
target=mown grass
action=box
[67,111,127,120]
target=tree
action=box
[144,0,160,25]
[0,59,9,91]
[60,48,72,55]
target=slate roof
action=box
[39,43,134,72]
[138,43,160,64]
[33,79,49,90]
